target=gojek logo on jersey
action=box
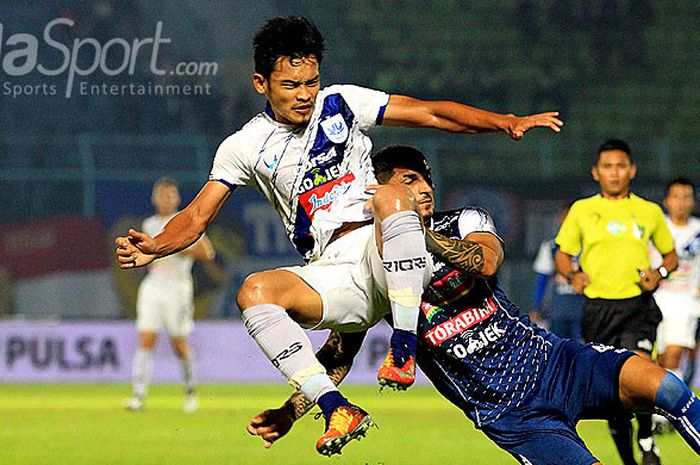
[299,173,355,219]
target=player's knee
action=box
[171,339,189,357]
[139,332,158,349]
[236,271,281,311]
[372,184,416,218]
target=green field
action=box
[0,384,696,464]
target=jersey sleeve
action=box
[457,207,503,242]
[209,132,254,189]
[333,85,390,130]
[555,202,582,256]
[532,240,555,274]
[651,205,675,254]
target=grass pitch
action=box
[0,384,696,464]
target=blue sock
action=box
[655,372,700,454]
[317,391,351,419]
[390,328,417,367]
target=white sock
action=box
[670,367,684,380]
[132,348,153,398]
[381,210,427,333]
[242,303,336,401]
[180,351,196,395]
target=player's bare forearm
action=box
[554,249,590,293]
[283,331,366,420]
[426,229,503,277]
[554,249,576,276]
[382,95,563,140]
[661,249,679,274]
[154,181,231,259]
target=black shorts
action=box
[582,293,662,354]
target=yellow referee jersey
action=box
[555,193,674,299]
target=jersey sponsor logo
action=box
[421,301,443,323]
[310,168,327,186]
[271,341,303,368]
[320,113,349,144]
[423,298,498,346]
[263,153,280,170]
[300,163,345,192]
[298,172,355,220]
[445,322,505,357]
[308,147,339,169]
[383,256,427,273]
[589,342,629,354]
[606,220,627,236]
[425,269,475,307]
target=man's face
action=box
[592,149,636,198]
[665,183,695,220]
[253,56,320,125]
[152,184,181,216]
[386,167,435,219]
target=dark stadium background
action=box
[1,0,698,381]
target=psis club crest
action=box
[320,113,349,144]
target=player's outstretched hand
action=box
[247,406,295,448]
[115,229,157,269]
[506,112,563,140]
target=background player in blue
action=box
[116,16,563,456]
[247,145,700,464]
[531,201,585,339]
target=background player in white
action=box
[123,177,215,413]
[654,177,700,381]
[116,16,562,455]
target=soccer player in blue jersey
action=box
[247,145,700,464]
[116,16,562,456]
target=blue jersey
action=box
[417,207,557,427]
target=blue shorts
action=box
[480,338,635,465]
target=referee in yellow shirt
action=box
[555,139,678,465]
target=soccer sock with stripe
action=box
[381,210,426,367]
[132,348,154,399]
[655,371,700,454]
[242,303,342,414]
[179,350,196,395]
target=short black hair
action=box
[665,176,696,197]
[372,145,433,186]
[253,16,325,78]
[595,138,633,164]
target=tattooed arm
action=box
[425,229,504,278]
[247,330,367,447]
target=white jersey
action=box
[656,216,700,297]
[141,213,196,293]
[210,84,390,261]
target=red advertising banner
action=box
[0,217,109,279]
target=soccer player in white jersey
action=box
[116,16,563,455]
[123,178,215,413]
[655,177,700,380]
